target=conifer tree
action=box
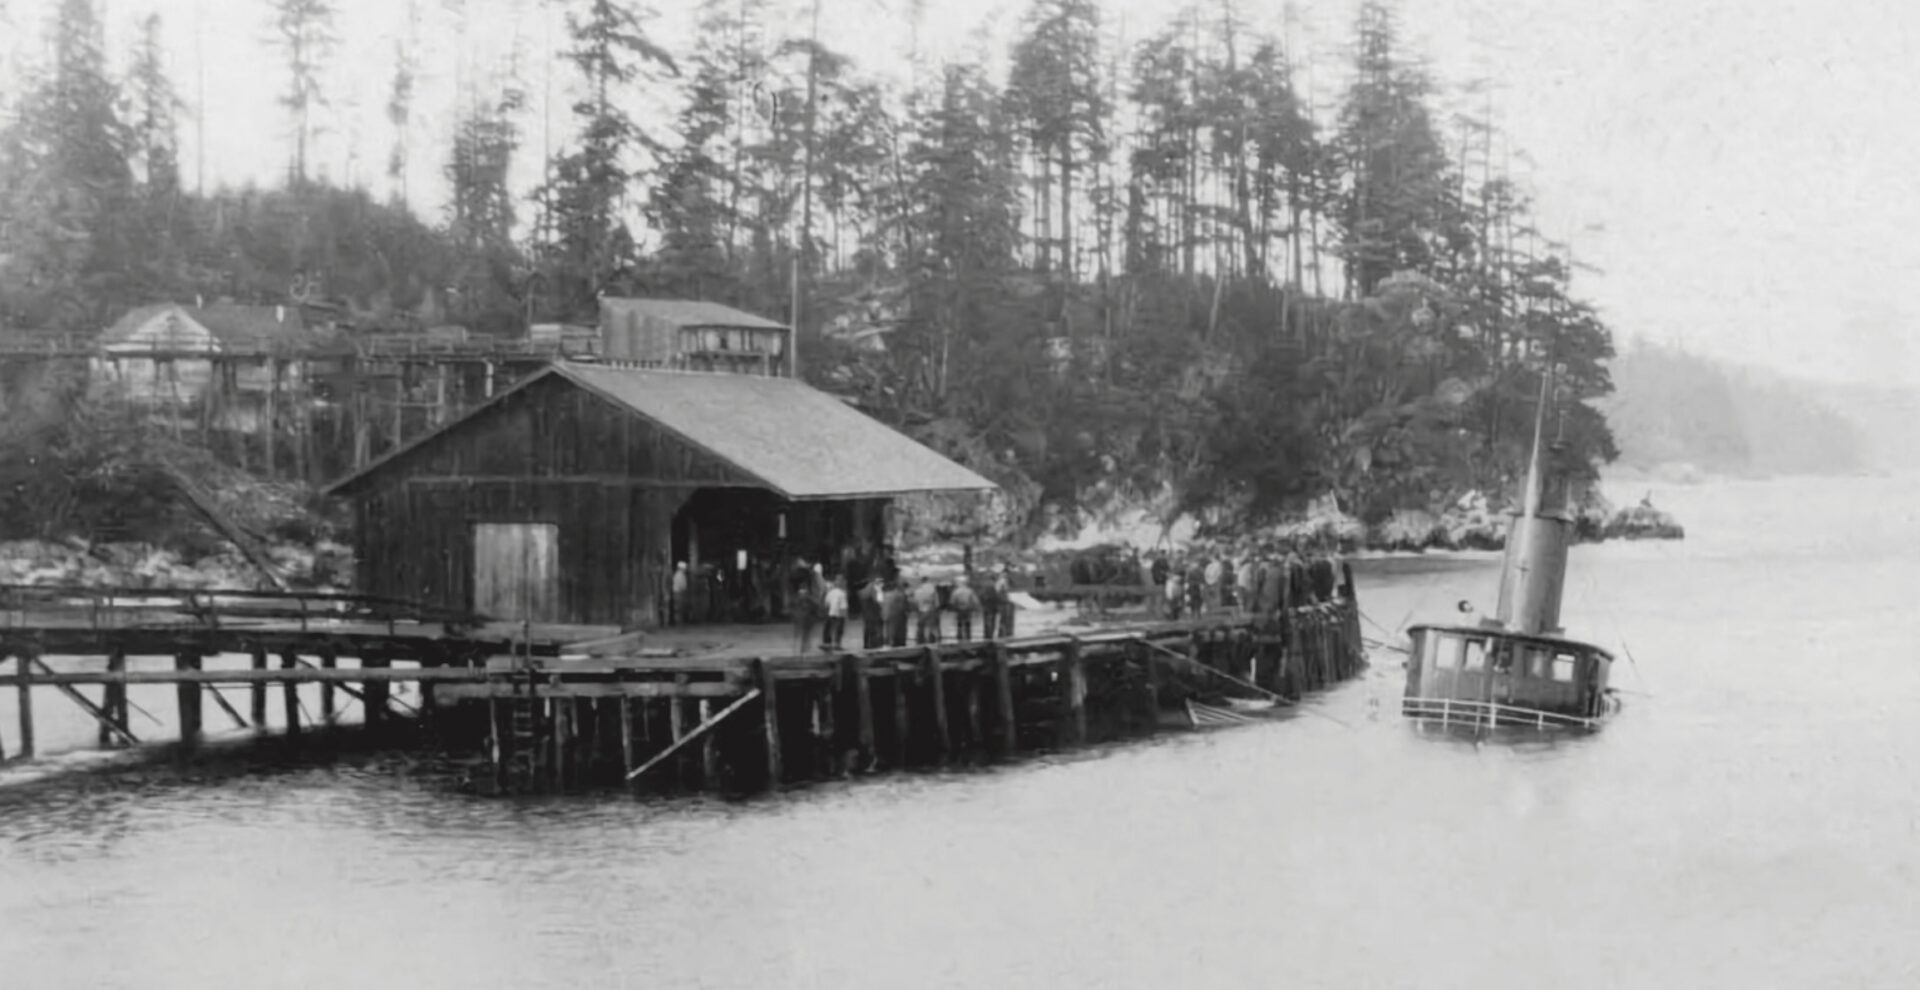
[534,0,677,315]
[266,0,339,186]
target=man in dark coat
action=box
[883,581,910,648]
[978,572,1004,639]
[861,577,885,648]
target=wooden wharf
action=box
[0,583,1367,795]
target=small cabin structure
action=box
[90,303,336,431]
[1402,623,1614,728]
[324,362,996,628]
[597,298,791,375]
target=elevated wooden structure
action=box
[0,586,1367,795]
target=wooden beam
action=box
[29,658,140,748]
[157,458,287,591]
[0,667,486,687]
[623,688,762,783]
[404,475,722,489]
[204,684,252,731]
[431,681,740,702]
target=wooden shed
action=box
[598,298,791,374]
[324,362,996,628]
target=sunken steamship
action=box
[1400,366,1619,731]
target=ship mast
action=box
[1493,363,1574,636]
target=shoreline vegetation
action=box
[8,0,1877,597]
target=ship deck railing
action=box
[1401,695,1600,730]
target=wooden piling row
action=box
[0,602,1366,798]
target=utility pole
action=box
[792,0,821,380]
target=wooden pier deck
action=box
[0,583,1369,795]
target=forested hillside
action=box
[0,0,1622,541]
[1602,339,1865,476]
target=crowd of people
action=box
[1142,537,1355,620]
[773,561,1021,654]
[660,536,1356,655]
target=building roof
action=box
[102,303,317,351]
[599,298,791,332]
[327,362,998,501]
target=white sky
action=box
[9,0,1918,386]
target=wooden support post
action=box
[281,652,301,738]
[891,662,911,768]
[965,668,984,755]
[670,674,690,786]
[812,675,834,778]
[249,647,268,728]
[754,658,782,791]
[104,650,128,748]
[1141,639,1162,732]
[319,649,337,724]
[363,655,391,728]
[847,653,875,770]
[13,651,33,759]
[991,644,1017,756]
[553,698,571,791]
[176,653,201,749]
[699,698,721,784]
[619,697,637,783]
[1059,639,1087,747]
[923,647,950,763]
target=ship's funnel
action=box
[1493,371,1575,636]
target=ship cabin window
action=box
[1522,647,1554,680]
[1428,633,1464,670]
[1550,654,1579,683]
[1461,639,1488,672]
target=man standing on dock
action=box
[823,577,848,650]
[913,574,941,645]
[883,580,910,647]
[861,576,885,648]
[671,562,690,625]
[978,569,1003,639]
[950,575,979,642]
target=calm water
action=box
[4,474,1919,988]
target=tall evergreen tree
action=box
[266,0,339,185]
[534,0,677,316]
[1334,1,1464,297]
[0,0,134,327]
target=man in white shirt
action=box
[822,577,849,649]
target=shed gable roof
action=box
[599,298,790,332]
[327,363,998,501]
[103,303,315,351]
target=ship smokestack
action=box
[1493,369,1575,636]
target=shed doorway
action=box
[473,522,561,621]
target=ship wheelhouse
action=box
[1403,623,1614,729]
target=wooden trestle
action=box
[0,584,1366,796]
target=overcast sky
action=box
[9,0,1916,386]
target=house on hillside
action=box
[324,361,996,628]
[597,298,791,375]
[90,303,338,424]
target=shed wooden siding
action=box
[349,373,764,626]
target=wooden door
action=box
[473,523,560,621]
